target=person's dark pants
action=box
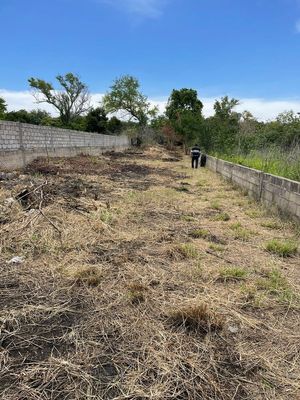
[192,156,200,168]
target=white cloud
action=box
[99,0,168,18]
[2,89,300,121]
[296,19,300,33]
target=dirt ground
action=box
[0,147,299,399]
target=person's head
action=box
[194,144,199,147]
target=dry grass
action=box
[0,146,300,399]
[168,303,224,333]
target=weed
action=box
[178,243,198,258]
[230,223,252,241]
[240,284,267,308]
[219,267,248,282]
[211,201,222,210]
[99,209,114,224]
[189,229,210,239]
[245,209,263,218]
[168,303,224,333]
[257,269,296,304]
[213,212,230,221]
[260,220,282,230]
[209,244,225,252]
[217,149,300,181]
[265,239,298,257]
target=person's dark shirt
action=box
[191,146,201,157]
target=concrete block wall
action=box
[206,155,300,222]
[0,121,130,170]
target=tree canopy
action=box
[165,88,203,120]
[28,73,91,126]
[165,88,204,149]
[85,107,108,134]
[102,75,157,126]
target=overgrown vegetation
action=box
[2,75,300,178]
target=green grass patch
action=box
[230,223,252,241]
[209,243,226,252]
[99,209,114,224]
[189,229,210,239]
[245,209,263,218]
[213,212,230,221]
[265,239,298,257]
[257,269,296,304]
[178,243,199,258]
[219,267,248,281]
[210,201,222,211]
[261,220,282,230]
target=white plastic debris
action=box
[4,197,15,206]
[7,256,25,265]
[228,325,239,334]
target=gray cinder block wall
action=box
[0,121,130,170]
[206,155,300,222]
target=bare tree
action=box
[28,73,91,126]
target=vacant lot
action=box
[0,147,299,399]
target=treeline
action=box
[1,72,300,155]
[151,90,300,154]
[0,106,125,135]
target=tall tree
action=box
[213,96,240,119]
[0,97,7,119]
[210,96,240,153]
[165,88,203,120]
[165,88,204,149]
[103,75,157,126]
[28,73,91,126]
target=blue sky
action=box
[1,0,300,119]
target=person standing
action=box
[191,144,201,168]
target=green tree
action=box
[213,96,240,119]
[0,97,7,119]
[28,73,91,126]
[238,111,259,153]
[165,88,204,150]
[4,109,51,125]
[85,107,108,133]
[103,75,157,126]
[107,116,123,134]
[210,96,240,153]
[165,88,203,120]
